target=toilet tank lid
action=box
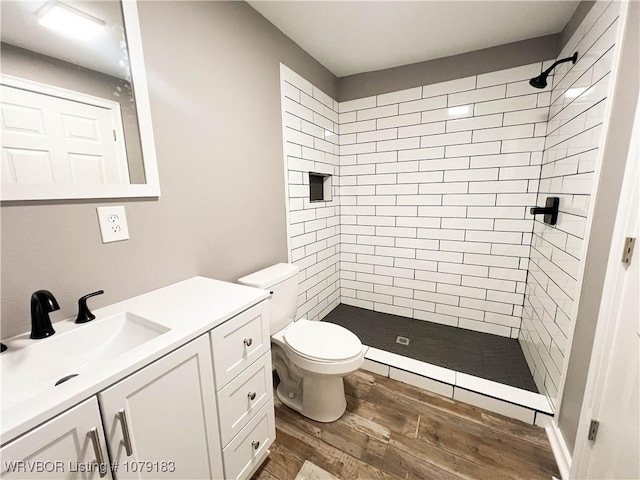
[237,263,299,289]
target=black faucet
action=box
[75,290,104,323]
[30,290,59,339]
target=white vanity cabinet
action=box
[0,285,274,480]
[98,334,223,480]
[210,301,276,480]
[0,335,223,480]
[0,397,111,479]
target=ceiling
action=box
[1,1,129,80]
[248,1,581,78]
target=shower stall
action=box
[279,1,623,424]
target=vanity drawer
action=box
[222,399,275,480]
[218,351,273,446]
[210,301,270,389]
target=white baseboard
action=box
[546,422,572,480]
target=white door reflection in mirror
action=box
[2,80,129,185]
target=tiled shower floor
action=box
[323,303,538,392]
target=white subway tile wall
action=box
[281,65,341,321]
[279,0,619,408]
[519,1,621,407]
[282,59,550,331]
[336,60,553,338]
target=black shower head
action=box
[529,52,578,90]
[529,73,549,89]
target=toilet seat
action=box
[272,319,365,376]
[284,320,362,363]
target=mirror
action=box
[0,0,160,201]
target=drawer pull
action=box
[243,338,253,347]
[248,392,256,401]
[118,409,134,456]
[88,428,107,478]
[252,440,260,450]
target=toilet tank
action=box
[237,263,299,335]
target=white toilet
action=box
[238,263,365,422]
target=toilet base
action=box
[276,373,347,423]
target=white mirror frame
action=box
[0,0,160,201]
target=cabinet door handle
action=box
[248,392,256,401]
[252,440,260,450]
[88,427,108,478]
[243,338,253,347]
[118,408,134,456]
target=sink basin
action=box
[1,312,170,410]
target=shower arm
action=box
[540,52,578,77]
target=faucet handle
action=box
[75,290,104,324]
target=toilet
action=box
[238,263,365,422]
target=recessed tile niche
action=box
[309,172,332,202]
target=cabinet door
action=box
[217,351,273,446]
[210,301,270,390]
[222,400,275,480]
[98,335,223,480]
[1,397,111,479]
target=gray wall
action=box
[337,35,560,101]
[560,1,597,49]
[1,43,145,184]
[558,0,639,451]
[0,1,337,339]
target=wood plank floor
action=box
[252,370,559,480]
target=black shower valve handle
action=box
[75,290,105,324]
[530,197,560,226]
[530,206,553,215]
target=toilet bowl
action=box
[272,319,365,422]
[238,263,365,422]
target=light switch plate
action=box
[96,206,130,243]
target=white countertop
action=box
[0,276,269,445]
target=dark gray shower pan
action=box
[323,303,553,424]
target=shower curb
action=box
[362,346,553,426]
